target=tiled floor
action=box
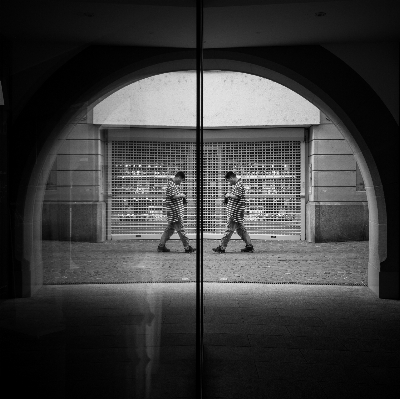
[1,283,399,398]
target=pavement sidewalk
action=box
[43,239,368,286]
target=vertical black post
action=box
[196,0,204,398]
[0,41,14,299]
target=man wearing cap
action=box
[158,171,196,253]
[213,171,254,253]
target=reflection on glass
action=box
[109,141,197,239]
[37,56,197,399]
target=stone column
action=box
[42,113,106,242]
[307,112,368,242]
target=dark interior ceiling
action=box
[2,0,400,48]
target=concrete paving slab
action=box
[1,283,399,399]
[203,359,259,378]
[285,336,347,351]
[204,376,256,399]
[204,323,291,335]
[204,333,250,347]
[320,382,399,399]
[247,334,291,348]
[253,379,328,399]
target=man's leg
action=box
[174,220,191,250]
[236,222,254,252]
[158,223,175,248]
[220,220,236,249]
[236,223,252,246]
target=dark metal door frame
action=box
[196,1,204,398]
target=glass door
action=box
[36,4,201,399]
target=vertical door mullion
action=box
[196,0,204,398]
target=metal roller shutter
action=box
[109,137,304,240]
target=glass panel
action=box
[3,5,199,399]
[202,140,302,238]
[109,139,198,239]
[200,44,319,399]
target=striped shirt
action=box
[165,179,185,223]
[226,179,246,223]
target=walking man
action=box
[213,171,254,253]
[158,171,196,253]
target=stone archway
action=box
[12,46,397,298]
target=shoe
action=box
[185,246,196,253]
[241,245,254,252]
[212,246,225,253]
[157,245,170,252]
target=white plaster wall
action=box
[93,71,320,127]
[308,114,367,203]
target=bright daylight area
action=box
[41,71,368,286]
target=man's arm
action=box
[172,193,186,199]
[225,185,243,200]
[166,182,185,200]
[236,183,246,199]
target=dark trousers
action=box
[159,220,190,249]
[220,219,252,249]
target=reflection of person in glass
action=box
[213,171,254,253]
[157,171,196,253]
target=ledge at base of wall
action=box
[42,202,106,243]
[307,201,368,243]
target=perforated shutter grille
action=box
[110,140,301,237]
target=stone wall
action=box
[42,116,106,242]
[306,112,368,242]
